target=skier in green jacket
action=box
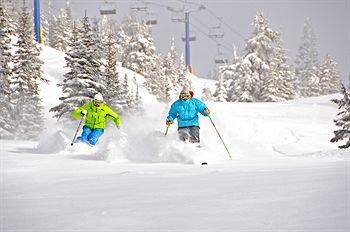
[72,93,121,146]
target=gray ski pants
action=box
[178,126,200,143]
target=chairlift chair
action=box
[182,31,196,42]
[209,17,224,38]
[171,11,184,22]
[214,44,228,64]
[209,26,224,38]
[100,0,116,15]
[130,1,148,12]
[145,12,158,25]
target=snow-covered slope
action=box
[36,45,347,163]
[1,45,349,232]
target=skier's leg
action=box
[87,128,104,145]
[189,126,200,143]
[178,127,190,142]
[76,126,92,142]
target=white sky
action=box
[30,0,350,83]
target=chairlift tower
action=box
[33,0,42,43]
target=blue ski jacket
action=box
[167,98,208,128]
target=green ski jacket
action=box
[72,101,121,129]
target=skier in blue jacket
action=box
[166,87,210,143]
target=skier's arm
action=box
[195,99,209,116]
[105,107,121,127]
[72,103,90,119]
[167,102,178,122]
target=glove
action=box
[115,118,121,126]
[166,120,173,126]
[81,110,87,116]
[204,108,210,116]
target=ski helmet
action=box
[93,93,104,102]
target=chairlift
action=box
[209,18,224,38]
[209,26,224,38]
[130,1,148,12]
[171,11,184,22]
[145,12,158,25]
[214,44,228,64]
[100,0,116,15]
[182,31,196,42]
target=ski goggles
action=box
[180,92,190,100]
[94,100,103,105]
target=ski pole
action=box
[208,115,232,160]
[165,125,170,136]
[71,115,85,146]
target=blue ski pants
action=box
[77,126,104,145]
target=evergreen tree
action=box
[51,15,105,119]
[11,5,46,140]
[0,5,16,139]
[103,30,128,114]
[319,54,341,95]
[261,37,296,101]
[91,17,104,61]
[178,53,191,88]
[41,13,49,45]
[123,73,135,109]
[115,26,131,62]
[51,1,73,52]
[216,63,236,101]
[215,11,295,102]
[121,18,158,77]
[212,74,229,102]
[201,87,212,101]
[163,37,180,92]
[330,84,350,148]
[130,76,143,112]
[146,56,172,103]
[294,18,320,97]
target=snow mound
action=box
[36,130,71,154]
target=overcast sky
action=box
[41,0,349,83]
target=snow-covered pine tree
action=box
[50,21,80,119]
[163,37,180,92]
[51,15,105,119]
[91,17,104,61]
[261,36,296,101]
[103,29,128,114]
[48,14,58,47]
[115,26,131,61]
[243,11,282,101]
[130,76,143,113]
[294,18,321,97]
[51,1,73,52]
[215,63,235,102]
[201,87,212,101]
[123,73,135,110]
[40,13,49,45]
[178,53,192,89]
[121,18,158,78]
[330,84,350,148]
[0,5,16,139]
[212,72,229,102]
[319,54,341,95]
[11,5,46,140]
[145,55,172,103]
